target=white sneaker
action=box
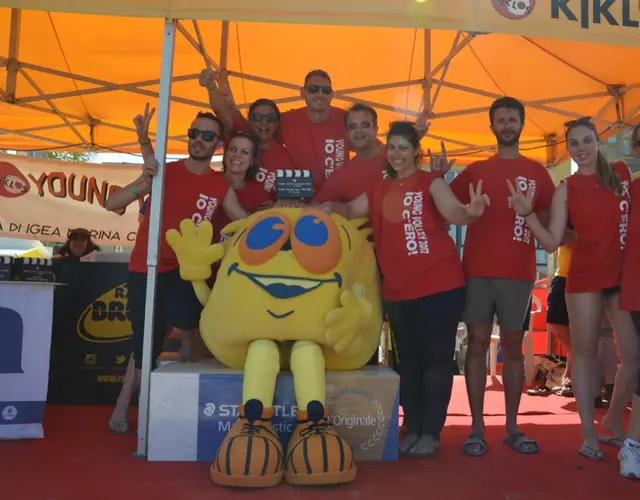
[619,442,640,479]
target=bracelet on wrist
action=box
[521,210,533,218]
[207,85,217,92]
[131,184,139,199]
[139,140,150,146]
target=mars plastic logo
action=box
[77,284,133,343]
[492,0,535,19]
[0,161,30,198]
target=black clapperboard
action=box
[275,169,314,200]
[11,257,55,283]
[0,256,12,281]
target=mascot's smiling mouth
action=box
[227,262,342,299]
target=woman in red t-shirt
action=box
[208,131,272,283]
[325,121,490,457]
[618,123,640,478]
[508,118,639,461]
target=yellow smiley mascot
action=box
[166,207,382,488]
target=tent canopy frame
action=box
[2,9,638,165]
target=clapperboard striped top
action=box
[22,258,53,266]
[276,169,312,178]
[1,256,12,264]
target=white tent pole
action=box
[135,18,176,458]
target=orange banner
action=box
[0,154,142,246]
[5,1,640,47]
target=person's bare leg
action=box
[566,292,604,453]
[464,324,492,441]
[500,329,527,440]
[599,335,618,386]
[549,324,572,384]
[603,295,640,439]
[110,355,138,429]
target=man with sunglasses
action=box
[104,110,249,432]
[278,69,349,192]
[201,68,348,194]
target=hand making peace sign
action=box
[133,103,156,142]
[506,178,534,216]
[465,180,491,219]
[428,141,456,174]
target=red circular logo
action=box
[492,0,535,20]
[0,161,31,198]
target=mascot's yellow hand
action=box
[165,219,225,282]
[325,283,372,355]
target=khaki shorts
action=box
[463,277,534,332]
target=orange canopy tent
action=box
[1,2,640,167]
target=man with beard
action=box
[449,97,555,457]
[104,111,248,433]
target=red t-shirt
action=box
[279,107,350,192]
[566,161,631,293]
[315,148,386,204]
[232,116,296,196]
[212,180,270,244]
[450,155,555,282]
[128,160,230,274]
[367,170,465,301]
[620,177,640,311]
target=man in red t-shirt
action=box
[105,111,248,433]
[448,97,555,456]
[315,103,385,204]
[315,103,385,366]
[202,68,348,194]
[277,69,350,193]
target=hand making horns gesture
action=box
[506,178,534,216]
[465,180,491,219]
[428,141,456,173]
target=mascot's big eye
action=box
[291,209,341,275]
[239,212,291,266]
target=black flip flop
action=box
[504,432,539,454]
[461,433,487,457]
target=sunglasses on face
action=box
[305,84,332,95]
[249,112,279,123]
[187,128,218,142]
[564,116,592,128]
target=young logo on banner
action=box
[0,154,143,246]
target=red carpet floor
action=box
[2,377,638,500]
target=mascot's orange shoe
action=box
[284,400,357,486]
[210,399,284,488]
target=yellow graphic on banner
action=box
[77,284,133,344]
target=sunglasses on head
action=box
[305,84,332,95]
[564,116,592,128]
[249,112,279,123]
[187,128,218,142]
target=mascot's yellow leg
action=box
[210,340,284,488]
[284,340,357,486]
